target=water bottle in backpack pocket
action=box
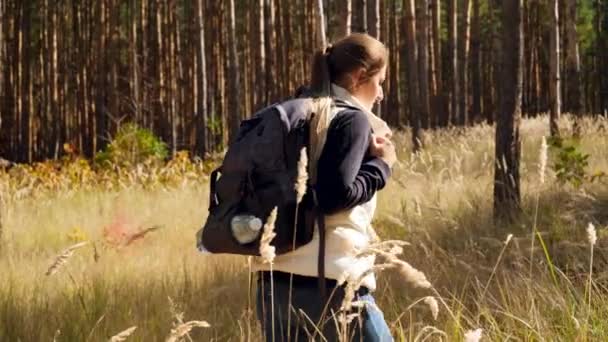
[231,214,263,244]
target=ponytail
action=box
[310,46,333,96]
[308,46,334,184]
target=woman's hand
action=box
[369,134,397,168]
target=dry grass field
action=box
[1,115,607,341]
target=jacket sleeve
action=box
[314,110,391,214]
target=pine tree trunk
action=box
[196,0,208,156]
[457,0,471,126]
[563,0,583,135]
[264,0,276,102]
[386,0,400,126]
[417,0,431,130]
[315,0,326,48]
[0,0,3,134]
[447,0,458,126]
[130,0,141,122]
[494,0,523,220]
[367,0,380,39]
[228,0,240,142]
[596,0,607,114]
[430,0,442,129]
[404,0,422,151]
[337,0,351,38]
[19,1,32,162]
[549,0,561,137]
[471,0,481,124]
[255,0,265,108]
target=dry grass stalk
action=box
[109,326,137,342]
[124,225,161,246]
[539,136,548,184]
[464,328,483,342]
[168,296,185,325]
[424,296,439,320]
[356,238,431,288]
[259,207,278,264]
[480,233,515,302]
[53,329,61,342]
[392,259,432,289]
[45,241,89,276]
[586,222,597,331]
[165,321,211,342]
[586,223,597,246]
[295,147,308,203]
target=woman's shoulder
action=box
[330,105,370,132]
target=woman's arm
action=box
[315,110,391,214]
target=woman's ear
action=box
[351,67,366,90]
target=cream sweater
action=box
[253,85,392,291]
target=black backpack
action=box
[199,98,319,255]
[198,97,359,296]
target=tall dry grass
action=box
[0,114,607,341]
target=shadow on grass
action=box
[0,255,259,341]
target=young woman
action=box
[255,33,397,342]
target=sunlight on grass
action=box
[1,114,607,341]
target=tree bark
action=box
[417,0,431,130]
[367,0,380,39]
[563,0,583,135]
[404,0,422,151]
[337,0,351,38]
[196,0,208,156]
[315,0,327,48]
[228,0,240,142]
[549,0,561,137]
[457,0,471,126]
[494,0,523,220]
[447,0,458,126]
[471,0,481,124]
[596,0,607,114]
[256,0,266,108]
[430,0,442,129]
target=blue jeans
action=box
[256,271,393,342]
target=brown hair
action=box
[310,33,388,96]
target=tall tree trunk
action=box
[417,0,431,130]
[264,0,276,102]
[494,0,523,220]
[447,0,458,126]
[457,0,471,126]
[0,0,3,135]
[315,0,327,48]
[196,0,208,156]
[549,0,561,137]
[350,0,365,33]
[228,0,240,142]
[360,0,368,33]
[19,0,32,162]
[596,0,607,115]
[430,0,442,129]
[367,0,380,39]
[404,0,422,151]
[471,0,481,124]
[386,0,400,126]
[256,0,266,109]
[0,0,5,154]
[337,0,351,38]
[563,0,583,135]
[130,0,141,122]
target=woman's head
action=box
[310,33,388,110]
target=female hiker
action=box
[255,33,397,342]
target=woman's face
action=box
[351,65,387,111]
